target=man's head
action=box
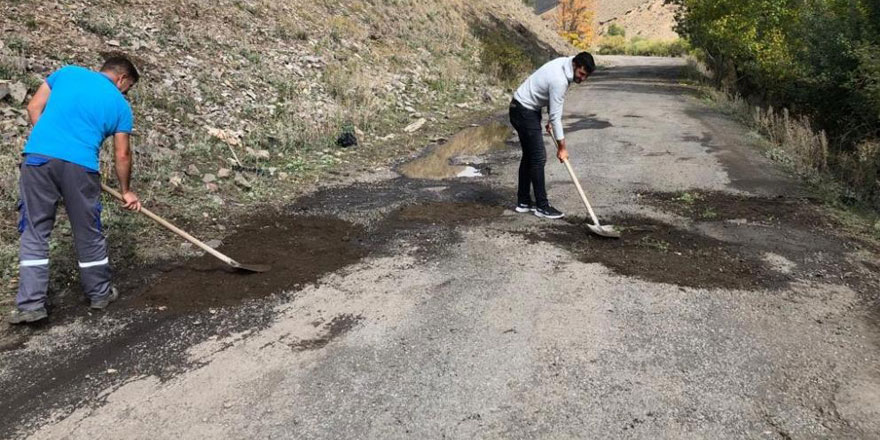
[572,52,596,84]
[100,55,140,94]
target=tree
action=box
[555,0,596,48]
[668,0,880,205]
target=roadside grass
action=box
[674,191,703,205]
[700,207,718,220]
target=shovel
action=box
[548,130,621,239]
[101,183,271,273]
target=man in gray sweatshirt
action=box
[509,52,595,219]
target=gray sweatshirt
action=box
[513,56,574,141]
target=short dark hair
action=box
[573,52,596,74]
[101,55,140,83]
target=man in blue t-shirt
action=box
[9,55,143,324]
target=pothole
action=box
[639,191,830,227]
[524,216,788,290]
[390,201,504,225]
[131,217,369,312]
[398,123,510,179]
[128,200,505,313]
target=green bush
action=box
[596,36,690,57]
[478,31,534,87]
[607,23,626,37]
[597,35,626,55]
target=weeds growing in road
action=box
[675,191,703,205]
[639,236,671,253]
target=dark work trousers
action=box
[16,155,111,311]
[509,99,549,209]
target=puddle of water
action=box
[457,166,483,178]
[399,123,510,179]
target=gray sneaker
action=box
[8,307,48,325]
[90,287,119,310]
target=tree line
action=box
[668,0,880,206]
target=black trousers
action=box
[509,99,548,209]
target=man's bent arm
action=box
[547,80,566,141]
[113,133,133,192]
[113,133,141,211]
[26,82,51,126]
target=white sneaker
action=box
[515,203,536,213]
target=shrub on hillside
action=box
[607,23,626,37]
[596,35,626,55]
[596,36,689,57]
[478,31,535,87]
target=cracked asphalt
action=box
[2,55,880,439]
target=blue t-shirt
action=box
[24,66,133,171]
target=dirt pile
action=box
[640,191,832,227]
[526,216,787,290]
[128,200,505,313]
[131,216,369,312]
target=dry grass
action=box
[753,105,830,174]
[694,71,880,237]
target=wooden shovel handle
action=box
[546,126,603,228]
[100,183,239,267]
[561,159,602,227]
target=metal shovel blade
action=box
[587,223,621,239]
[230,261,272,273]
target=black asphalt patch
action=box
[524,216,788,290]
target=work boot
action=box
[8,307,48,325]
[535,206,565,220]
[90,286,119,310]
[515,202,536,213]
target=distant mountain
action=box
[536,1,679,41]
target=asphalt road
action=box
[2,56,880,439]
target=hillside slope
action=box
[0,0,570,304]
[596,0,652,22]
[540,0,679,42]
[597,0,679,41]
